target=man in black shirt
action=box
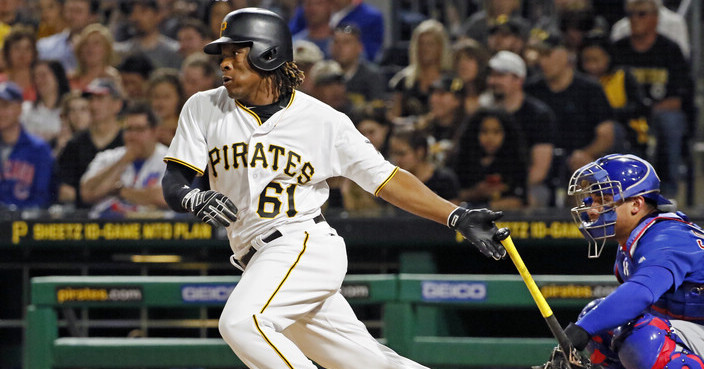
[330,24,387,110]
[56,79,124,209]
[484,50,557,207]
[610,0,692,199]
[525,32,615,205]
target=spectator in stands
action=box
[292,39,324,95]
[147,68,184,146]
[53,91,91,157]
[290,0,384,61]
[0,81,54,209]
[340,105,392,215]
[292,0,334,59]
[579,31,650,158]
[176,17,210,60]
[355,104,391,158]
[0,26,37,101]
[452,38,489,116]
[558,2,608,54]
[117,53,154,101]
[483,50,556,207]
[21,60,71,146]
[454,108,528,210]
[610,0,689,59]
[204,0,232,40]
[36,0,101,76]
[80,102,168,217]
[524,31,615,198]
[389,128,460,204]
[388,19,452,122]
[486,16,528,56]
[309,60,355,117]
[610,0,692,199]
[459,0,530,46]
[534,0,609,55]
[328,0,384,62]
[69,23,122,93]
[115,0,182,69]
[0,0,36,29]
[179,52,218,99]
[36,0,66,39]
[415,73,467,168]
[330,24,386,110]
[56,78,124,208]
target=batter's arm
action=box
[162,161,238,227]
[378,168,456,224]
[162,161,198,212]
[378,169,506,259]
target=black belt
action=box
[239,214,326,267]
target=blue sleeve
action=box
[577,266,674,335]
[29,145,54,207]
[288,6,305,35]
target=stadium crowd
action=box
[0,0,697,217]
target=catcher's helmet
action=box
[567,154,671,258]
[204,7,293,71]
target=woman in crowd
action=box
[0,26,38,101]
[53,92,92,158]
[454,108,528,209]
[147,68,185,146]
[452,38,490,116]
[69,23,121,92]
[340,106,392,215]
[388,128,460,204]
[387,19,453,122]
[21,60,71,145]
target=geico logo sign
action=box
[181,284,236,302]
[421,281,487,301]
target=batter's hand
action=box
[449,207,506,260]
[182,189,238,227]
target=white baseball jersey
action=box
[81,143,169,213]
[164,87,397,255]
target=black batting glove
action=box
[181,189,238,227]
[565,322,591,351]
[448,207,506,260]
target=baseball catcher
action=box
[541,154,704,369]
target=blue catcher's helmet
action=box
[567,154,671,258]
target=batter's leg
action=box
[284,292,429,369]
[220,313,317,369]
[219,225,347,368]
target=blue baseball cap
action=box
[0,81,23,102]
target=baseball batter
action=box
[162,8,505,369]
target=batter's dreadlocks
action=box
[263,61,304,100]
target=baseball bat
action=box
[495,227,577,368]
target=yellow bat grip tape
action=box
[500,233,554,318]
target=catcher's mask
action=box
[204,7,293,72]
[567,154,671,258]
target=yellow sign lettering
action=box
[12,221,28,244]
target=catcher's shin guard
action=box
[615,314,704,369]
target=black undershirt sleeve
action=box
[162,161,199,212]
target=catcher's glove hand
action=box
[182,189,238,227]
[533,346,591,369]
[448,207,506,260]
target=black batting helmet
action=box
[204,7,293,72]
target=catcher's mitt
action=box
[532,345,592,369]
